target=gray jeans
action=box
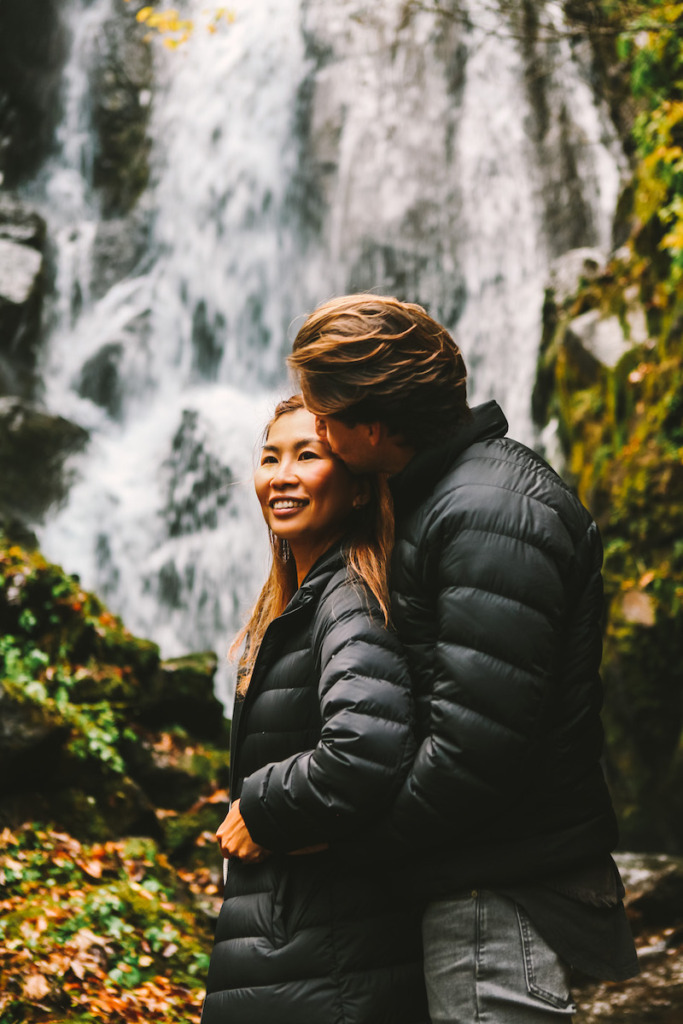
[422,890,576,1023]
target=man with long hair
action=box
[289,294,638,1024]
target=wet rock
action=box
[77,341,125,418]
[0,214,45,398]
[0,0,68,185]
[0,238,43,305]
[163,410,236,538]
[91,4,154,215]
[90,210,150,300]
[0,397,88,521]
[0,193,46,249]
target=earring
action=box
[279,538,291,561]
[353,496,367,509]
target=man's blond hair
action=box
[288,293,470,448]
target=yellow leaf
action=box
[136,6,154,23]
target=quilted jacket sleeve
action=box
[389,481,600,851]
[239,573,416,853]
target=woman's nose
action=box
[271,458,297,486]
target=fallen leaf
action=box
[23,974,50,1000]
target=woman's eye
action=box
[299,450,320,460]
[261,455,277,465]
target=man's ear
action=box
[365,421,386,447]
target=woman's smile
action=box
[269,497,309,512]
[254,407,363,581]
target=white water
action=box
[29,0,625,704]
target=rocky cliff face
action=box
[0,0,154,532]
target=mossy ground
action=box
[0,826,214,1023]
[0,535,229,1022]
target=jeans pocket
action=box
[515,906,576,1012]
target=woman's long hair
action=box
[231,394,394,696]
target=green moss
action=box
[532,5,683,847]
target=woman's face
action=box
[254,407,362,559]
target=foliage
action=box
[0,540,158,777]
[0,825,213,1023]
[123,1,234,49]
[533,2,683,852]
[603,2,683,294]
[0,535,230,1021]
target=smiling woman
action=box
[200,395,428,1024]
[254,403,367,585]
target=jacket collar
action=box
[287,541,347,612]
[389,401,508,516]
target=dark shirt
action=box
[500,856,639,981]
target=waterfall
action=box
[28,0,625,704]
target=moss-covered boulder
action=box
[0,534,230,847]
[141,653,227,742]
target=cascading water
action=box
[30,0,625,704]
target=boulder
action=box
[0,681,66,767]
[0,193,46,249]
[140,652,227,742]
[0,0,67,185]
[565,309,635,371]
[77,341,125,418]
[547,248,609,306]
[91,7,154,215]
[0,397,88,521]
[0,221,45,398]
[0,237,43,305]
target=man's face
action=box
[313,415,379,473]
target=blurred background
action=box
[1,1,682,1021]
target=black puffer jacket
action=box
[388,401,618,896]
[201,545,428,1024]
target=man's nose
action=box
[315,417,327,441]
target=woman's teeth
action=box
[271,499,307,509]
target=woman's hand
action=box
[216,799,270,863]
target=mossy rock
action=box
[533,241,683,852]
[162,801,226,861]
[140,652,228,741]
[123,728,229,812]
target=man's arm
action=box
[389,494,580,852]
[238,576,416,853]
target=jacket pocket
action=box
[516,906,576,1012]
